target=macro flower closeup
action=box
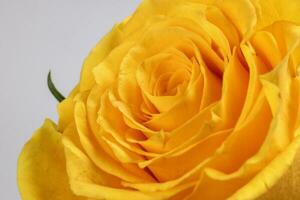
[18,0,300,199]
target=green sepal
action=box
[47,71,65,102]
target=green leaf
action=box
[47,71,65,102]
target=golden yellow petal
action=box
[237,44,262,125]
[97,91,158,157]
[212,49,249,130]
[140,130,230,182]
[217,0,257,39]
[17,119,82,200]
[251,31,282,68]
[80,25,123,92]
[230,134,300,200]
[63,122,194,200]
[254,0,300,29]
[58,97,76,131]
[186,91,272,199]
[74,101,155,183]
[92,42,133,88]
[57,85,79,132]
[257,140,300,199]
[205,6,240,47]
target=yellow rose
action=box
[18,0,300,199]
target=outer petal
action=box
[254,0,300,29]
[17,119,83,200]
[257,141,300,200]
[229,133,300,200]
[80,25,123,92]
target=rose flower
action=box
[18,0,300,199]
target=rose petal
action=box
[74,101,154,183]
[217,0,257,39]
[255,0,300,29]
[80,25,123,91]
[230,134,300,199]
[17,119,82,200]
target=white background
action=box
[0,0,141,199]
